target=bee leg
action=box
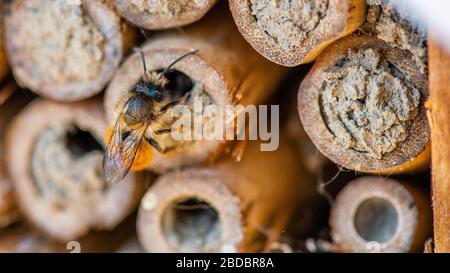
[160,99,181,113]
[179,91,191,104]
[155,129,171,135]
[181,91,191,103]
[147,138,176,154]
[147,138,164,153]
[160,146,176,154]
[160,92,191,113]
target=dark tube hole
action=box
[156,69,194,99]
[66,126,103,158]
[354,197,399,243]
[162,198,221,252]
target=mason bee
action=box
[103,49,198,183]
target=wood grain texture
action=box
[428,40,450,253]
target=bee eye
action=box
[131,81,148,94]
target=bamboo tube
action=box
[0,84,34,228]
[0,219,134,253]
[298,35,430,174]
[104,4,287,174]
[136,138,317,253]
[0,45,8,83]
[115,236,145,253]
[111,0,218,30]
[229,0,367,66]
[4,0,136,102]
[427,40,450,253]
[362,0,427,70]
[5,98,149,241]
[281,85,329,238]
[0,225,63,253]
[329,176,432,253]
[286,101,328,175]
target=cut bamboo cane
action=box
[0,219,134,253]
[0,84,33,228]
[0,225,63,253]
[115,236,145,253]
[5,98,149,241]
[4,0,136,102]
[105,5,287,174]
[329,176,432,253]
[283,86,329,238]
[112,0,218,30]
[298,35,430,174]
[427,40,450,253]
[136,138,317,253]
[229,0,367,66]
[286,101,328,175]
[0,2,9,82]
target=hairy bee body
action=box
[103,50,198,183]
[123,93,154,125]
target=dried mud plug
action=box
[298,35,430,174]
[229,0,367,66]
[111,0,218,30]
[4,0,135,101]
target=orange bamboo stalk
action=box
[427,40,450,253]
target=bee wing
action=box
[103,115,150,183]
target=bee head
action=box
[131,79,165,102]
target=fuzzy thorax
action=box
[146,71,169,87]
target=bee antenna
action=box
[162,49,199,75]
[140,28,151,41]
[134,47,149,80]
